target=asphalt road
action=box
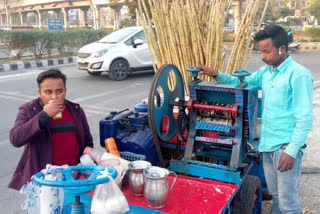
[0,51,319,213]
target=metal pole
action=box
[5,0,9,26]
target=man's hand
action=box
[196,65,219,77]
[278,152,295,172]
[43,100,64,118]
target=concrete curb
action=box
[223,42,320,51]
[0,56,77,72]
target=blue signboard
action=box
[48,18,63,31]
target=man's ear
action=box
[37,89,41,97]
[281,45,286,54]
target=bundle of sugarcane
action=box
[137,0,269,95]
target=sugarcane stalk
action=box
[137,0,268,95]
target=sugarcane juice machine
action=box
[148,64,260,184]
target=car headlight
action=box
[92,50,108,58]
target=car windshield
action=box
[98,28,138,43]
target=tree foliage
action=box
[308,0,320,22]
[256,0,280,23]
[0,29,107,59]
[279,6,291,18]
[124,0,138,20]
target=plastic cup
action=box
[39,174,64,214]
[48,100,62,119]
[80,154,95,165]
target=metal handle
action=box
[33,165,117,187]
[168,171,177,191]
[186,66,202,80]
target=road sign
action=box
[48,18,63,31]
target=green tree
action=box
[279,6,291,18]
[119,0,154,28]
[308,0,320,22]
[124,0,138,20]
[256,0,280,23]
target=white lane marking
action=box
[81,104,116,111]
[83,108,116,115]
[73,83,143,103]
[0,94,29,102]
[0,91,35,99]
[0,70,41,79]
[0,92,119,113]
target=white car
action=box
[77,26,154,80]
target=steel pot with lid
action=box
[128,160,151,196]
[143,166,177,209]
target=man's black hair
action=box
[37,69,66,88]
[254,25,288,51]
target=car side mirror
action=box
[133,39,144,48]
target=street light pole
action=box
[4,0,9,26]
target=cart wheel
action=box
[231,175,262,214]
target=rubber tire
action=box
[290,48,297,53]
[87,71,102,76]
[109,59,129,81]
[231,175,262,214]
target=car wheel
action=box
[87,71,102,76]
[109,59,129,81]
[231,175,262,214]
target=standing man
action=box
[84,23,92,29]
[9,69,93,190]
[288,28,293,43]
[197,25,313,213]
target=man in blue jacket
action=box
[9,69,93,190]
[288,28,293,43]
[197,25,313,213]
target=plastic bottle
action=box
[105,137,120,157]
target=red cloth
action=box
[50,106,80,166]
[87,175,238,213]
[122,175,237,214]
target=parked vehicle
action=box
[288,40,301,52]
[77,26,154,81]
[250,39,301,52]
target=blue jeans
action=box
[263,145,302,214]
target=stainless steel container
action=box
[128,160,151,196]
[143,166,177,209]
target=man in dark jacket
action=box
[9,69,93,190]
[288,28,293,43]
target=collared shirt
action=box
[215,55,313,158]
